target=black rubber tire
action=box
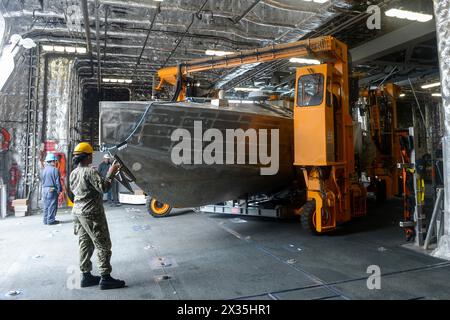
[146,197,172,218]
[300,200,318,234]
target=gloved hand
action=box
[107,162,121,177]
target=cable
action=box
[101,101,173,153]
[101,102,154,152]
[171,64,184,102]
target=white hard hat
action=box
[103,154,111,159]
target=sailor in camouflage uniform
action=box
[70,142,125,290]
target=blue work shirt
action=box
[41,165,62,193]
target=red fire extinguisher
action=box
[8,163,20,210]
[1,127,11,152]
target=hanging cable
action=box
[101,101,173,153]
[171,64,184,102]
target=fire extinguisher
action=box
[1,127,11,152]
[8,163,20,210]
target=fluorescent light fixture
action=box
[228,100,254,104]
[42,45,54,52]
[76,47,87,54]
[53,46,65,52]
[205,49,235,57]
[42,45,87,54]
[399,93,406,97]
[289,57,321,65]
[234,87,261,92]
[301,0,328,2]
[421,82,441,89]
[385,9,433,23]
[103,78,132,84]
[432,93,442,97]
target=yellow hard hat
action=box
[73,142,94,155]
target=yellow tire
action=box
[147,198,172,218]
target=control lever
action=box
[111,155,136,194]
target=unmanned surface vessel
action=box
[100,101,295,208]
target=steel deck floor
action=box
[0,199,449,300]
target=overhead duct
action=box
[81,0,94,76]
[432,0,450,260]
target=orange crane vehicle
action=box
[154,36,367,234]
[359,84,404,202]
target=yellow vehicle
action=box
[360,84,403,202]
[156,36,367,233]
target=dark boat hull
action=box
[100,101,294,207]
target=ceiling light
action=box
[432,93,442,97]
[53,46,65,52]
[205,49,235,57]
[20,38,36,49]
[42,45,54,52]
[421,82,441,89]
[312,0,328,3]
[76,47,87,54]
[385,9,433,23]
[399,94,406,97]
[42,45,86,54]
[102,78,132,84]
[228,100,254,104]
[234,87,261,92]
[289,57,321,65]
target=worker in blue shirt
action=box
[41,153,62,225]
[98,154,112,203]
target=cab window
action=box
[297,74,324,107]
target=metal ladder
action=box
[23,47,40,200]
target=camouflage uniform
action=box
[70,166,114,275]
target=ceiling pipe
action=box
[103,5,109,61]
[81,0,94,76]
[95,0,102,92]
[77,66,152,71]
[86,0,315,13]
[133,2,161,79]
[3,9,298,30]
[232,0,261,24]
[161,0,210,68]
[25,26,259,47]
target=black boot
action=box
[99,274,126,290]
[81,272,101,288]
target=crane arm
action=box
[156,35,347,91]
